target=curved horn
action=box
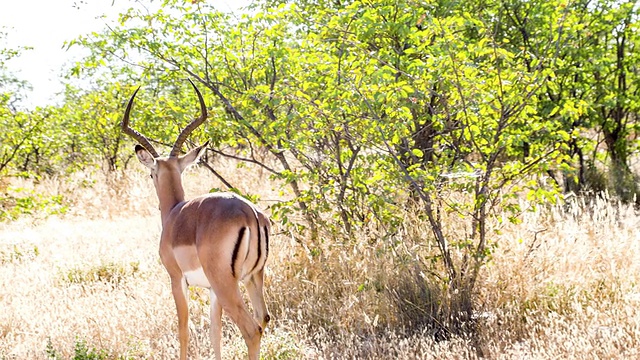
[169,79,208,157]
[121,87,160,158]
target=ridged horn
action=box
[121,87,160,158]
[169,79,208,157]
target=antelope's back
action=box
[165,192,268,264]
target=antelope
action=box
[121,79,270,360]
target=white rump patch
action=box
[184,267,211,288]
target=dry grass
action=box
[476,195,640,359]
[1,163,640,359]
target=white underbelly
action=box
[184,267,211,288]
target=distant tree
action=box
[0,31,41,176]
[497,0,640,199]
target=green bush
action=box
[0,187,68,221]
[45,338,127,360]
[63,262,140,286]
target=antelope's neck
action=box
[158,172,186,223]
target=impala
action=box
[121,79,270,360]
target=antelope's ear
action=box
[178,141,209,171]
[135,144,156,169]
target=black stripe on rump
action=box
[250,223,263,274]
[264,225,269,257]
[231,227,246,277]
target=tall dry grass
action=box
[1,163,640,359]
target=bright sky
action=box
[0,0,247,109]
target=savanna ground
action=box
[1,161,640,359]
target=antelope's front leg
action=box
[171,277,190,360]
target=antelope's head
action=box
[121,79,209,203]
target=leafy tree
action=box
[292,0,571,332]
[574,0,640,201]
[0,31,40,176]
[499,0,640,199]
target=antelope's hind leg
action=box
[246,269,270,330]
[210,289,223,360]
[202,268,263,360]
